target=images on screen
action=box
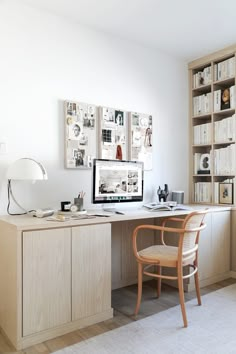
[92,159,144,204]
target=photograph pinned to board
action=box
[98,106,128,160]
[65,100,97,169]
[129,112,153,170]
[219,182,233,204]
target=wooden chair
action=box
[132,210,208,327]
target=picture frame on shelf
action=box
[219,183,233,204]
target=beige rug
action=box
[55,284,236,354]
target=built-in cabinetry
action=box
[23,228,71,336]
[189,210,231,289]
[72,225,111,321]
[0,207,232,350]
[157,209,231,291]
[189,45,236,205]
[0,219,112,350]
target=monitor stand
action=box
[102,204,125,215]
[102,204,117,213]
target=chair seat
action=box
[139,245,195,267]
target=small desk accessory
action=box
[71,191,86,212]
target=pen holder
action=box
[74,198,84,211]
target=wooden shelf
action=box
[189,45,236,205]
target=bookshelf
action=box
[189,45,236,205]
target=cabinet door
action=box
[23,228,71,336]
[198,211,230,281]
[72,223,111,321]
[198,213,214,280]
[211,210,230,275]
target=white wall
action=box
[0,0,189,214]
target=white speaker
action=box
[172,191,184,204]
[199,153,210,171]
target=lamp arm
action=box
[7,180,28,215]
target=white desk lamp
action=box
[6,158,48,215]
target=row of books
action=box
[192,57,235,90]
[214,57,235,82]
[193,114,236,144]
[194,182,212,203]
[193,122,212,145]
[194,180,234,204]
[194,146,236,175]
[213,85,235,111]
[192,66,212,89]
[193,92,212,116]
[213,144,235,175]
[214,114,236,143]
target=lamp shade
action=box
[6,158,48,180]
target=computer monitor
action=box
[92,159,144,205]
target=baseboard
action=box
[16,308,113,350]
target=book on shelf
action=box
[192,66,212,88]
[193,122,212,145]
[214,57,235,81]
[194,182,212,203]
[214,114,235,143]
[193,92,212,116]
[214,89,221,111]
[214,144,235,175]
[143,202,193,212]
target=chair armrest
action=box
[132,222,206,262]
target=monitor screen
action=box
[92,159,144,204]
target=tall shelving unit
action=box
[189,45,236,205]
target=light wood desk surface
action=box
[0,204,228,231]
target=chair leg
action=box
[177,265,188,328]
[134,262,143,316]
[194,268,201,306]
[157,265,161,298]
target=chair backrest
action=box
[180,210,208,255]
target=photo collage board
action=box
[65,101,97,169]
[129,112,153,171]
[98,106,128,161]
[65,100,153,170]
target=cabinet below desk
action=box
[111,209,232,292]
[0,206,232,349]
[0,219,112,350]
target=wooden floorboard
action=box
[1,278,236,353]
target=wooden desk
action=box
[0,205,231,349]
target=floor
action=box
[1,278,236,353]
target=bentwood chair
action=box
[132,210,208,327]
